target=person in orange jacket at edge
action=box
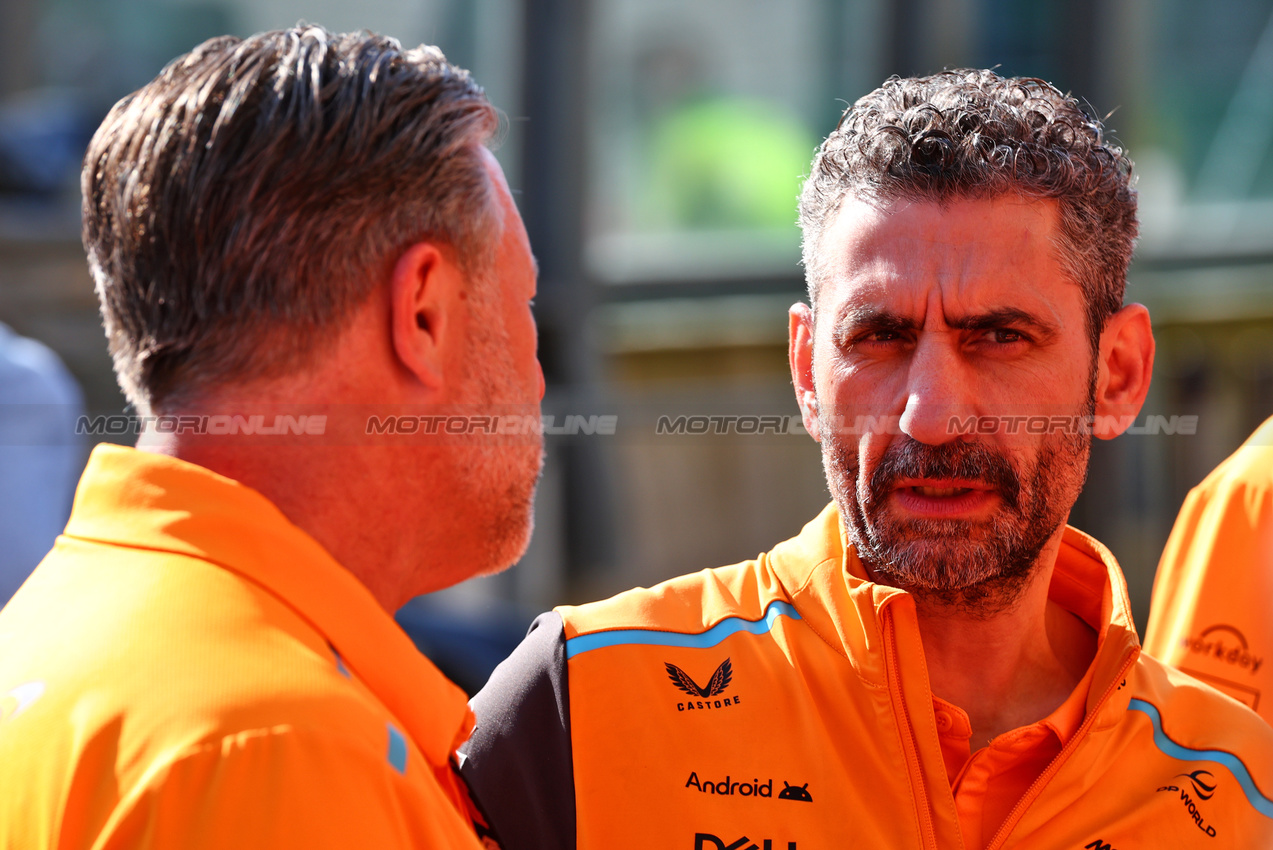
[0,25,543,849]
[1144,414,1273,727]
[457,70,1273,850]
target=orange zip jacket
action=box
[0,445,488,849]
[1144,415,1273,724]
[460,504,1273,849]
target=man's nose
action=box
[897,336,973,446]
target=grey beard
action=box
[823,419,1091,618]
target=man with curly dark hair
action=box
[458,70,1273,849]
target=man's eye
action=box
[835,326,910,350]
[991,329,1026,344]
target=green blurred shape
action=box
[643,97,814,230]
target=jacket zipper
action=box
[984,648,1140,850]
[883,608,940,850]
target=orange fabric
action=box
[0,444,485,849]
[935,654,1093,849]
[556,504,1273,849]
[1144,415,1273,724]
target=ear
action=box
[1092,302,1155,440]
[789,302,821,442]
[390,242,464,390]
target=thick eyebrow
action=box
[946,307,1059,339]
[833,304,919,336]
[832,304,1059,339]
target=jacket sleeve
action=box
[458,612,576,850]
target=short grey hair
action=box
[799,69,1136,342]
[82,25,500,412]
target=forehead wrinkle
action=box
[829,288,1064,343]
[816,196,1076,330]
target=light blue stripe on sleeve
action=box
[1128,697,1273,818]
[387,723,408,774]
[565,600,802,659]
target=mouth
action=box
[890,478,998,518]
[909,485,972,497]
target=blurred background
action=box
[2,0,1272,691]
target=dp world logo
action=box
[1175,770,1217,800]
[1156,769,1219,837]
[666,658,741,711]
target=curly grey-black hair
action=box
[799,69,1136,342]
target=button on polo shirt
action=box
[935,652,1096,849]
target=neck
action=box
[131,294,507,612]
[912,529,1097,749]
[141,433,426,611]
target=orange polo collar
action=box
[63,443,474,769]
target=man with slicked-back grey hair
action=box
[458,70,1273,849]
[0,25,541,849]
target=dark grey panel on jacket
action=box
[459,611,575,850]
